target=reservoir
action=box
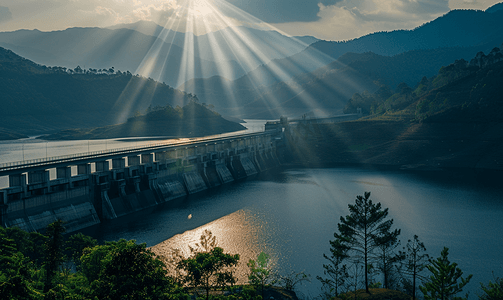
[1,122,501,298]
[79,166,503,298]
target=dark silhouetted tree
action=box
[420,247,472,300]
[400,235,429,300]
[335,192,400,293]
[318,237,350,297]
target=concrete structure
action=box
[0,131,282,232]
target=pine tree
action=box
[420,247,472,300]
[335,192,400,293]
[318,237,350,297]
[401,235,429,300]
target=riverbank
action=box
[285,120,503,171]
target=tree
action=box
[0,226,40,300]
[278,271,311,293]
[420,247,472,300]
[65,233,97,270]
[374,231,403,289]
[247,252,275,298]
[43,220,66,293]
[177,230,239,300]
[400,235,429,300]
[479,275,503,300]
[318,237,350,297]
[81,239,183,300]
[335,192,400,293]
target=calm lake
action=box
[79,166,503,298]
[1,122,502,298]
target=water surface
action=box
[79,167,503,298]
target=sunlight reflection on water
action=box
[150,209,279,283]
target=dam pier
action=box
[0,130,283,233]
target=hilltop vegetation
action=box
[344,46,503,123]
[42,101,246,140]
[285,47,503,172]
[0,47,211,136]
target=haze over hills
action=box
[182,7,503,119]
[108,21,319,63]
[0,24,317,87]
[0,47,198,135]
[2,4,503,140]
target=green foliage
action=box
[65,233,98,270]
[346,48,503,123]
[43,219,66,293]
[479,275,503,300]
[420,247,472,300]
[177,230,240,300]
[344,86,392,115]
[0,226,42,300]
[4,226,46,267]
[81,239,184,300]
[247,252,275,297]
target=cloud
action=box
[273,0,453,40]
[448,0,501,9]
[224,0,343,23]
[0,6,12,23]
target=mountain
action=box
[0,47,196,135]
[287,48,503,172]
[183,44,498,119]
[183,8,503,119]
[344,46,503,123]
[486,2,503,13]
[109,21,319,64]
[309,9,503,60]
[0,24,317,87]
[41,102,246,140]
[0,27,245,87]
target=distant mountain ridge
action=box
[309,9,503,59]
[0,24,317,87]
[183,8,503,119]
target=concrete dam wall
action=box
[0,132,282,233]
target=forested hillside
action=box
[344,46,503,123]
[0,47,195,135]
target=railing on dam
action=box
[0,127,284,232]
[0,130,280,176]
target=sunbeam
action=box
[108,0,360,125]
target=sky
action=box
[0,0,501,41]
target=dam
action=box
[0,130,283,233]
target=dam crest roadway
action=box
[0,129,284,233]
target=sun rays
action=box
[109,0,362,124]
